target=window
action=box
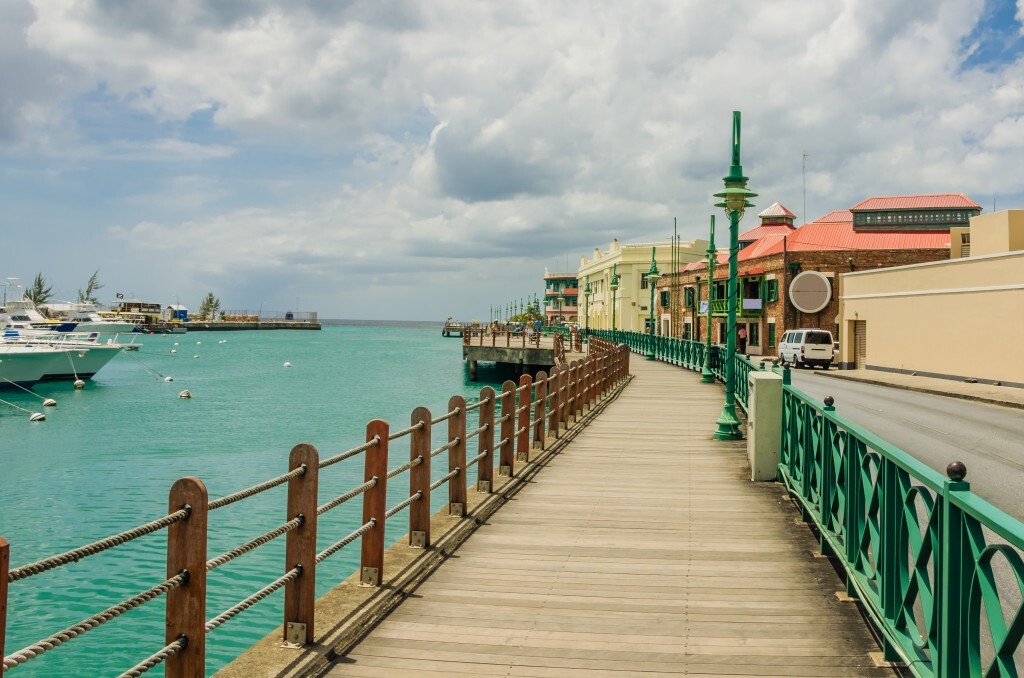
[660,290,670,307]
[765,279,778,302]
[767,322,776,347]
[683,322,692,340]
[749,322,760,347]
[640,273,648,290]
[684,287,695,307]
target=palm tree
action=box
[76,270,104,304]
[197,292,221,321]
[26,273,53,305]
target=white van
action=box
[778,329,834,369]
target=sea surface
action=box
[1,321,512,676]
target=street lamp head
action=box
[584,282,592,297]
[713,185,758,218]
[609,264,619,291]
[647,248,660,280]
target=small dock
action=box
[183,321,321,331]
[462,331,584,380]
[442,321,474,337]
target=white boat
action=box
[2,295,73,332]
[63,303,140,335]
[2,330,125,381]
[0,344,78,387]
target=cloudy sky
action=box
[2,0,1023,320]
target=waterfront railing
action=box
[588,328,1024,677]
[1,342,631,676]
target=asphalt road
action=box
[786,369,1024,522]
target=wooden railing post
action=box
[573,360,583,420]
[409,407,432,548]
[360,420,388,586]
[1,536,8,664]
[533,371,548,450]
[448,396,467,516]
[165,477,208,678]
[477,387,495,493]
[283,443,319,645]
[566,362,577,427]
[499,380,516,477]
[516,374,532,462]
[548,369,560,439]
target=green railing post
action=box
[879,458,903,663]
[819,397,837,558]
[938,461,970,678]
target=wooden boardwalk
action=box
[327,355,894,677]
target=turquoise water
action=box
[1,322,511,676]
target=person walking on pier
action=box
[737,325,748,354]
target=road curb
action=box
[812,371,1024,411]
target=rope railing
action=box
[205,566,302,633]
[7,508,190,582]
[315,520,375,564]
[317,477,377,516]
[206,515,304,571]
[430,438,459,458]
[209,466,306,511]
[385,491,423,520]
[319,436,380,469]
[117,637,187,678]
[3,571,187,671]
[431,408,460,425]
[387,420,425,441]
[0,342,635,677]
[386,455,423,480]
[430,468,460,491]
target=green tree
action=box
[197,292,221,321]
[76,269,104,304]
[26,273,53,305]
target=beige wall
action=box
[838,238,1024,385]
[971,209,1024,257]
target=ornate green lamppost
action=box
[557,293,565,324]
[700,215,717,383]
[609,264,619,336]
[712,111,757,440]
[645,248,661,360]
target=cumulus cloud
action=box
[3,0,1024,318]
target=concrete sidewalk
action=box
[811,367,1024,410]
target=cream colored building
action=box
[578,237,707,332]
[838,210,1024,386]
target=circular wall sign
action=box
[788,271,832,313]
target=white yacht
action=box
[0,344,78,387]
[1,330,125,381]
[63,303,140,335]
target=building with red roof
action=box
[654,194,981,356]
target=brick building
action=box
[655,194,981,357]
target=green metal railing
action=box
[587,327,1024,676]
[587,329,762,412]
[780,383,1024,676]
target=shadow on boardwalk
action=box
[326,355,896,677]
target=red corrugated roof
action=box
[851,194,980,211]
[755,216,951,256]
[739,224,795,241]
[739,234,787,260]
[758,202,796,218]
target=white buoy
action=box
[178,390,192,399]
[283,361,292,368]
[164,376,174,382]
[43,398,57,407]
[193,354,200,359]
[170,349,177,354]
[174,342,179,346]
[30,412,45,421]
[74,379,85,390]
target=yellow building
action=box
[838,209,1024,386]
[578,237,707,332]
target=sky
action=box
[2,0,1023,321]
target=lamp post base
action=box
[713,404,743,440]
[700,365,715,383]
[645,352,656,361]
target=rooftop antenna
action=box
[802,152,809,225]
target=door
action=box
[854,320,867,369]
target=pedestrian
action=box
[737,325,748,354]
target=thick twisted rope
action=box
[495,414,511,424]
[386,455,423,480]
[209,466,305,511]
[319,436,379,469]
[3,572,187,670]
[205,567,301,632]
[516,403,531,415]
[431,408,460,425]
[466,450,488,469]
[429,468,460,491]
[387,420,425,441]
[430,438,459,458]
[464,423,489,441]
[497,437,510,450]
[206,516,304,571]
[315,520,375,564]
[385,491,422,520]
[464,397,491,412]
[116,637,187,678]
[317,478,377,516]
[8,509,189,582]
